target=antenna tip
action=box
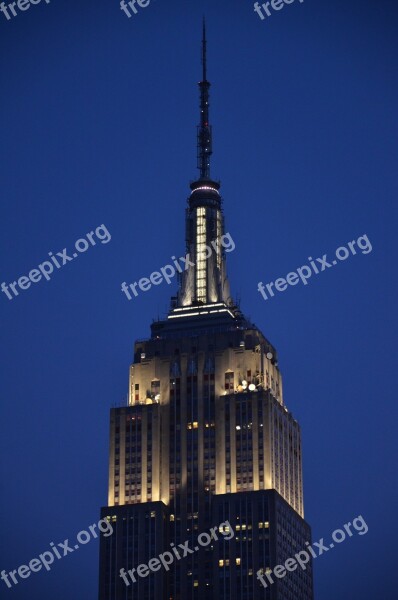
[201,17,207,82]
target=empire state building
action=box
[99,23,314,600]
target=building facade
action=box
[99,24,313,600]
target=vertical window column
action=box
[196,207,207,302]
[216,209,222,270]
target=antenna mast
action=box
[197,19,213,179]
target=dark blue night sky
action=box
[1,0,397,598]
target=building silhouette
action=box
[99,23,314,600]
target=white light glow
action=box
[190,186,219,195]
[169,303,235,320]
[168,311,202,319]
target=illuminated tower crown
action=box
[178,21,232,308]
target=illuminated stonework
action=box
[99,23,313,600]
[107,325,303,518]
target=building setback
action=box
[98,23,314,600]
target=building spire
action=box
[202,17,207,82]
[197,18,212,179]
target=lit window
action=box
[219,559,230,567]
[151,379,160,401]
[196,207,207,302]
[225,371,234,392]
[187,422,199,430]
[216,210,222,269]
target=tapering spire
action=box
[176,23,232,310]
[197,18,213,179]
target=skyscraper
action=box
[99,23,313,600]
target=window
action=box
[225,371,234,392]
[151,379,160,397]
[196,207,207,302]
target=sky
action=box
[0,0,397,598]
